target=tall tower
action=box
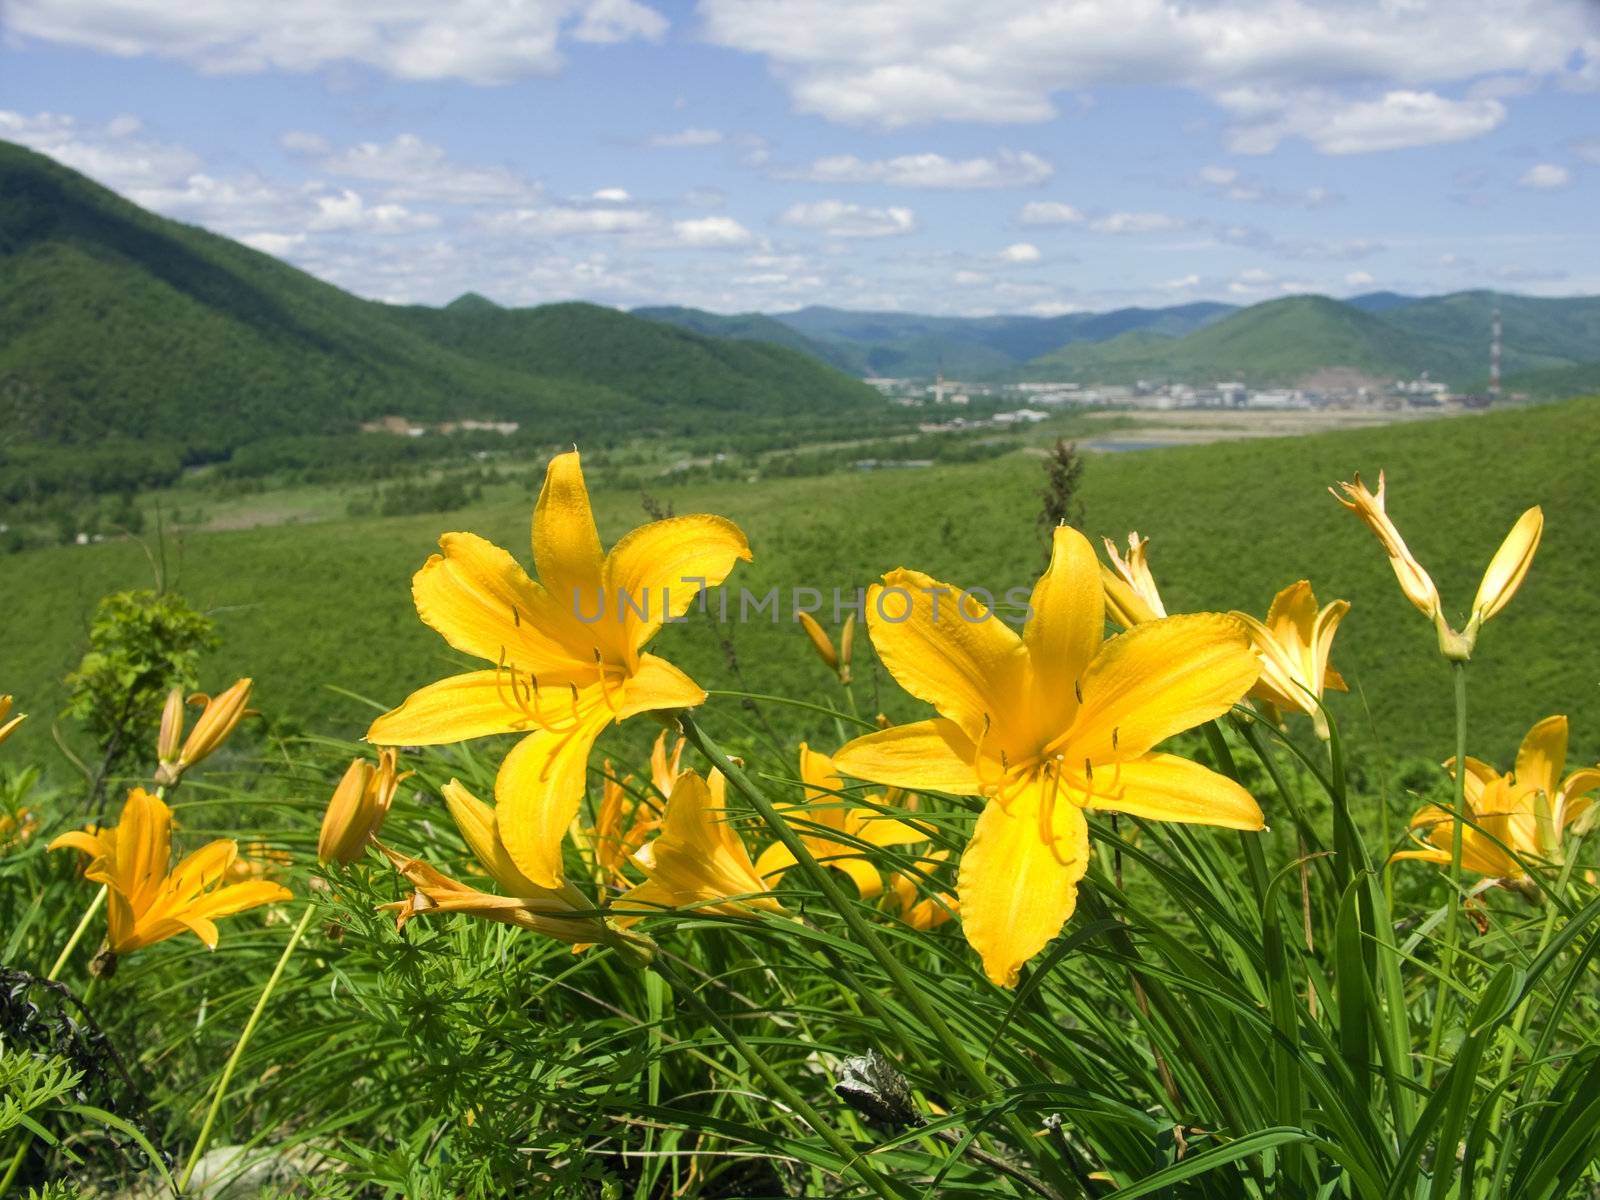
[1489,307,1502,401]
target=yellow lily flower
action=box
[318,748,412,865]
[618,770,786,922]
[155,679,255,785]
[1398,715,1600,881]
[49,788,290,956]
[0,694,26,746]
[1231,580,1350,740]
[588,761,663,886]
[833,524,1263,987]
[379,779,644,958]
[885,847,959,930]
[1,807,38,851]
[649,729,687,799]
[368,450,751,889]
[1101,532,1167,629]
[1331,472,1541,659]
[753,743,930,900]
[1394,771,1540,882]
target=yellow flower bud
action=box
[1470,506,1543,629]
[795,610,838,672]
[0,695,24,747]
[156,687,185,768]
[158,679,255,784]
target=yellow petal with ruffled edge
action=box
[1073,613,1259,762]
[865,571,1025,741]
[411,532,581,670]
[605,514,752,657]
[1084,752,1263,829]
[833,719,983,796]
[957,779,1090,988]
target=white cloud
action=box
[1199,165,1239,186]
[1157,273,1201,290]
[592,187,632,202]
[1,109,202,190]
[1573,139,1600,165]
[1228,267,1277,294]
[284,132,541,203]
[239,232,309,256]
[650,127,725,147]
[1018,201,1084,226]
[953,269,988,285]
[671,216,754,246]
[8,0,667,84]
[1518,162,1572,189]
[778,199,916,237]
[1344,270,1375,286]
[481,206,655,235]
[794,148,1051,188]
[999,242,1041,263]
[698,0,1593,133]
[1224,89,1506,155]
[1089,211,1184,234]
[308,188,440,232]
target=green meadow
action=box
[10,396,1598,774]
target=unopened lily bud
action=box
[1330,473,1442,621]
[162,679,255,783]
[0,695,24,747]
[837,613,855,685]
[1469,506,1542,629]
[796,610,839,672]
[156,687,185,767]
[1101,534,1167,627]
[318,749,410,865]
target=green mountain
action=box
[0,139,882,455]
[629,305,860,372]
[1377,291,1600,376]
[635,301,1235,378]
[1026,295,1475,385]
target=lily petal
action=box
[368,670,538,746]
[412,532,577,670]
[865,571,1024,741]
[957,782,1090,988]
[1085,752,1264,830]
[1514,715,1567,803]
[618,654,707,720]
[533,450,606,615]
[1074,613,1259,761]
[495,713,612,890]
[833,719,984,795]
[1026,526,1105,730]
[604,514,752,654]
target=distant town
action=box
[867,371,1511,434]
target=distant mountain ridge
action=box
[632,291,1600,390]
[0,139,882,453]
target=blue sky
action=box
[4,0,1599,315]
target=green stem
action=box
[676,711,1083,1199]
[1422,662,1468,1089]
[177,900,316,1194]
[48,885,107,979]
[652,960,903,1200]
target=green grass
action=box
[8,397,1599,778]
